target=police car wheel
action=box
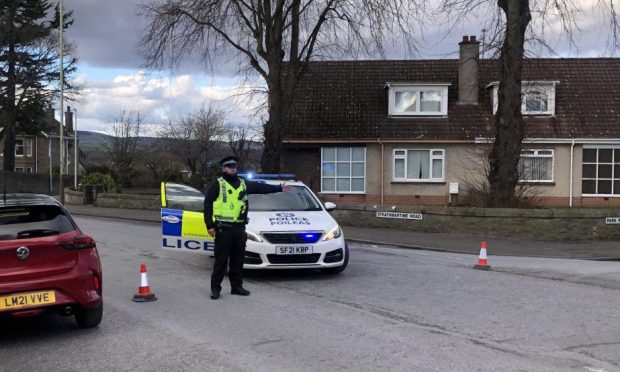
[322,243,349,275]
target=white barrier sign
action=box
[606,217,620,225]
[376,211,423,220]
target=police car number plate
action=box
[275,245,313,255]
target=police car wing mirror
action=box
[324,202,337,211]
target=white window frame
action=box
[14,138,33,157]
[320,147,366,194]
[14,167,24,172]
[490,81,557,116]
[392,149,445,182]
[522,84,555,115]
[15,139,25,157]
[518,149,554,183]
[26,167,33,173]
[581,146,620,197]
[388,83,449,117]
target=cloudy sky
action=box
[63,0,617,135]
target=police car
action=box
[160,175,348,273]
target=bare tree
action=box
[439,0,619,207]
[106,109,142,189]
[456,143,543,208]
[139,0,423,173]
[159,104,227,177]
[140,143,184,184]
[227,124,259,170]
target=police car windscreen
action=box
[249,186,322,211]
[0,205,76,240]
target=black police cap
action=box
[219,156,239,167]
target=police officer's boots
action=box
[231,286,250,296]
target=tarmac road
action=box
[1,215,619,371]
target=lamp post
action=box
[59,0,65,203]
[74,108,78,189]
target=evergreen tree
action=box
[0,0,77,171]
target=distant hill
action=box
[77,131,263,167]
[77,131,112,150]
[78,130,262,150]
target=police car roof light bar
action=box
[239,173,297,181]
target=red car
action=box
[0,194,103,328]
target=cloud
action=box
[71,70,264,135]
[65,0,242,76]
[65,0,145,69]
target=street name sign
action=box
[376,211,423,220]
[605,217,620,224]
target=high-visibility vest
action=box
[212,177,247,223]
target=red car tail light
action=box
[93,274,100,290]
[60,235,96,250]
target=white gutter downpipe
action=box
[569,139,575,207]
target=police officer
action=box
[204,156,291,300]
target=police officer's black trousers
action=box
[211,224,247,292]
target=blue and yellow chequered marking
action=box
[161,208,214,252]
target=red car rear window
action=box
[0,205,76,240]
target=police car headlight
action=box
[322,225,342,241]
[246,230,263,242]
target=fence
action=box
[0,170,73,194]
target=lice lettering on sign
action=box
[163,238,214,251]
[184,240,201,250]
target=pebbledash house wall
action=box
[283,143,620,208]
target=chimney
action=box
[46,105,55,122]
[65,106,74,133]
[458,35,480,105]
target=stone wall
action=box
[64,188,84,205]
[95,192,160,210]
[329,203,620,241]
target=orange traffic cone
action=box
[473,241,491,271]
[132,263,157,302]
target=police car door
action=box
[160,182,214,254]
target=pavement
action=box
[65,204,620,260]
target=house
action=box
[281,36,620,207]
[0,106,81,176]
